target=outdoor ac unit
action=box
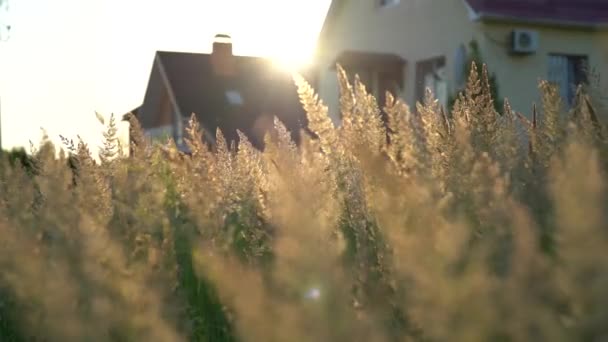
[510,29,539,54]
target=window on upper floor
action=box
[379,0,400,8]
[547,54,588,106]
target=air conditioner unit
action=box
[510,29,539,55]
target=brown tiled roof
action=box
[466,0,608,27]
[155,51,309,148]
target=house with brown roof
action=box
[127,34,309,151]
[315,0,608,122]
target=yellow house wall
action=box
[316,0,608,123]
[479,23,608,114]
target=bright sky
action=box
[0,0,330,151]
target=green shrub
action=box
[0,64,607,341]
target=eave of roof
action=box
[331,50,407,70]
[151,50,308,148]
[121,106,140,120]
[474,12,608,30]
[464,0,608,30]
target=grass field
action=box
[0,64,607,341]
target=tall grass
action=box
[0,63,607,341]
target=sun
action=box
[262,30,318,73]
[223,0,328,72]
[271,51,314,73]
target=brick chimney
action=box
[211,34,235,76]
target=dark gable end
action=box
[155,51,308,149]
[138,54,176,130]
[465,0,608,28]
[131,34,313,151]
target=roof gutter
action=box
[474,12,608,30]
[462,0,608,30]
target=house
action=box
[127,34,309,151]
[315,0,608,122]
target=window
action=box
[347,68,373,92]
[415,56,447,109]
[379,0,400,8]
[225,89,244,106]
[333,50,406,114]
[377,70,401,107]
[344,67,402,128]
[346,68,401,106]
[547,54,588,106]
